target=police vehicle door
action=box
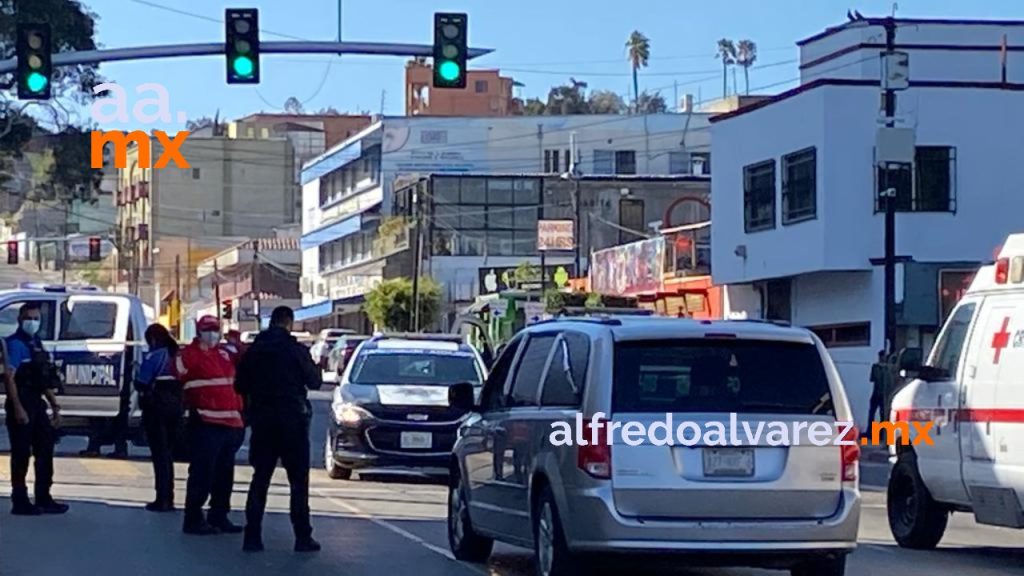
[50,295,131,418]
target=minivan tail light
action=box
[577,418,611,479]
[840,425,860,482]
[996,258,1010,284]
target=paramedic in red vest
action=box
[175,315,245,535]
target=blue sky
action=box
[82,0,1023,132]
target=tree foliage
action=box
[588,90,627,114]
[626,31,651,111]
[284,97,305,114]
[735,39,758,95]
[364,277,442,332]
[716,39,737,98]
[636,91,668,114]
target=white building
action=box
[296,113,712,327]
[711,17,1024,427]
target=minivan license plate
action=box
[400,431,433,450]
[703,448,754,477]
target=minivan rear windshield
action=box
[613,339,834,415]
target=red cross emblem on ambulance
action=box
[992,317,1012,364]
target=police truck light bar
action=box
[16,23,52,100]
[432,13,467,89]
[225,8,260,84]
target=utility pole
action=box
[882,16,898,355]
[569,132,582,276]
[252,239,260,332]
[213,259,222,331]
[61,203,69,284]
[410,182,425,332]
[174,254,181,339]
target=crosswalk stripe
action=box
[78,458,143,477]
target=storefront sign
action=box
[479,264,575,293]
[537,220,575,251]
[590,237,665,296]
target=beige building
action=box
[116,133,295,307]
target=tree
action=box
[317,106,342,115]
[364,277,442,332]
[521,97,547,116]
[736,40,758,95]
[716,39,737,98]
[588,90,626,114]
[545,79,590,115]
[636,91,668,114]
[284,97,305,114]
[626,31,651,113]
[47,126,103,205]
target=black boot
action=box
[294,536,321,553]
[183,511,220,536]
[209,516,244,534]
[36,497,69,515]
[243,526,264,552]
[10,488,40,516]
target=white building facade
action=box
[297,113,712,325]
[711,17,1024,427]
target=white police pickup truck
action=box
[0,284,150,444]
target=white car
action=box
[310,328,355,369]
[888,233,1024,548]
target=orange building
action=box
[405,59,516,116]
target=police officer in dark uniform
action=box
[235,306,322,553]
[4,302,69,515]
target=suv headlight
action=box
[332,402,373,425]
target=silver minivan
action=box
[447,317,860,576]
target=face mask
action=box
[20,319,40,336]
[200,331,221,346]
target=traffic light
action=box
[432,13,467,89]
[6,241,17,265]
[16,23,52,100]
[225,8,260,84]
[88,237,101,262]
[221,300,233,320]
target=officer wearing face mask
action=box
[174,316,245,535]
[4,302,68,515]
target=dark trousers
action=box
[142,402,182,505]
[245,415,312,539]
[6,408,55,501]
[869,393,885,423]
[184,419,244,526]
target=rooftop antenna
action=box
[891,2,899,17]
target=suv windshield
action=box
[350,350,482,385]
[613,339,833,415]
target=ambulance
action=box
[888,234,1024,548]
[0,285,150,444]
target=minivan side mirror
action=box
[449,382,477,413]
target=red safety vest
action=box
[175,340,244,428]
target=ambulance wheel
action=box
[324,433,352,480]
[888,458,948,549]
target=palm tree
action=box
[626,31,651,113]
[716,39,736,98]
[736,40,758,95]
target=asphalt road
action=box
[2,395,1023,575]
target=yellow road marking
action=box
[77,458,143,477]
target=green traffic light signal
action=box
[232,55,254,78]
[26,71,48,93]
[438,60,461,82]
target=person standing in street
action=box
[4,302,69,515]
[235,306,322,553]
[175,316,245,535]
[868,350,890,424]
[135,324,183,512]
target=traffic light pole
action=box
[883,17,898,356]
[0,41,492,76]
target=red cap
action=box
[196,315,220,332]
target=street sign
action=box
[538,220,574,251]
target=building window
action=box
[593,150,614,175]
[430,177,541,256]
[615,150,637,175]
[876,146,956,213]
[782,147,816,224]
[475,80,489,93]
[544,150,561,174]
[743,160,776,233]
[764,279,791,323]
[192,168,201,180]
[810,322,871,348]
[668,151,691,175]
[564,149,572,173]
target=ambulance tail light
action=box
[995,258,1010,284]
[840,424,860,483]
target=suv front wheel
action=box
[324,433,352,480]
[448,470,493,562]
[888,457,948,549]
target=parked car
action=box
[447,316,860,576]
[888,234,1024,549]
[326,335,370,382]
[310,328,355,370]
[325,332,487,480]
